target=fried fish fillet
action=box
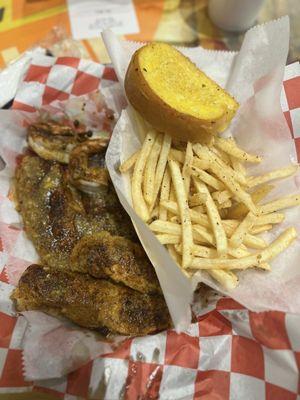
[27,121,91,164]
[15,155,136,267]
[12,265,170,335]
[71,231,160,294]
[15,155,161,294]
[68,139,109,193]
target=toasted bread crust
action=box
[125,43,238,143]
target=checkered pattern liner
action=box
[0,56,299,399]
[12,56,300,163]
[12,55,118,112]
[282,64,300,161]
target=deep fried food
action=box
[12,265,170,336]
[28,121,96,164]
[14,121,168,336]
[68,139,109,193]
[15,155,139,271]
[71,231,161,294]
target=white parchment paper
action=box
[102,17,300,330]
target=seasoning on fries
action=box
[131,129,157,222]
[121,42,299,290]
[119,150,140,173]
[121,129,299,289]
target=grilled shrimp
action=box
[68,139,109,193]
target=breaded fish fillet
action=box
[14,155,160,294]
[12,265,170,336]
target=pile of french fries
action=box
[120,130,299,290]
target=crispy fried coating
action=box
[15,155,139,270]
[71,231,160,294]
[12,265,170,335]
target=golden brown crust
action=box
[70,231,161,294]
[125,54,212,143]
[125,44,238,143]
[68,139,109,193]
[27,122,94,164]
[11,264,170,336]
[15,155,139,271]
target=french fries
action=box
[218,199,232,209]
[243,234,267,249]
[194,145,257,213]
[159,168,171,221]
[182,142,193,194]
[149,220,181,235]
[255,212,285,225]
[250,224,273,234]
[260,227,297,261]
[194,144,247,185]
[190,254,268,270]
[169,149,210,170]
[215,137,262,163]
[168,159,194,268]
[131,129,157,221]
[212,190,232,204]
[156,234,180,245]
[230,156,246,176]
[192,205,206,213]
[121,127,299,289]
[229,212,256,248]
[191,166,225,190]
[194,158,210,170]
[169,148,184,163]
[193,225,215,245]
[177,244,217,258]
[150,206,159,219]
[194,179,227,255]
[208,270,239,290]
[247,164,298,188]
[209,160,256,213]
[150,133,172,211]
[143,135,163,205]
[227,184,274,219]
[119,150,140,173]
[189,193,207,207]
[167,244,183,270]
[259,194,300,214]
[161,200,210,227]
[211,146,231,165]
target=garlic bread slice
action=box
[125,43,238,143]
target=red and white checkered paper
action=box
[0,56,299,399]
[12,55,118,113]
